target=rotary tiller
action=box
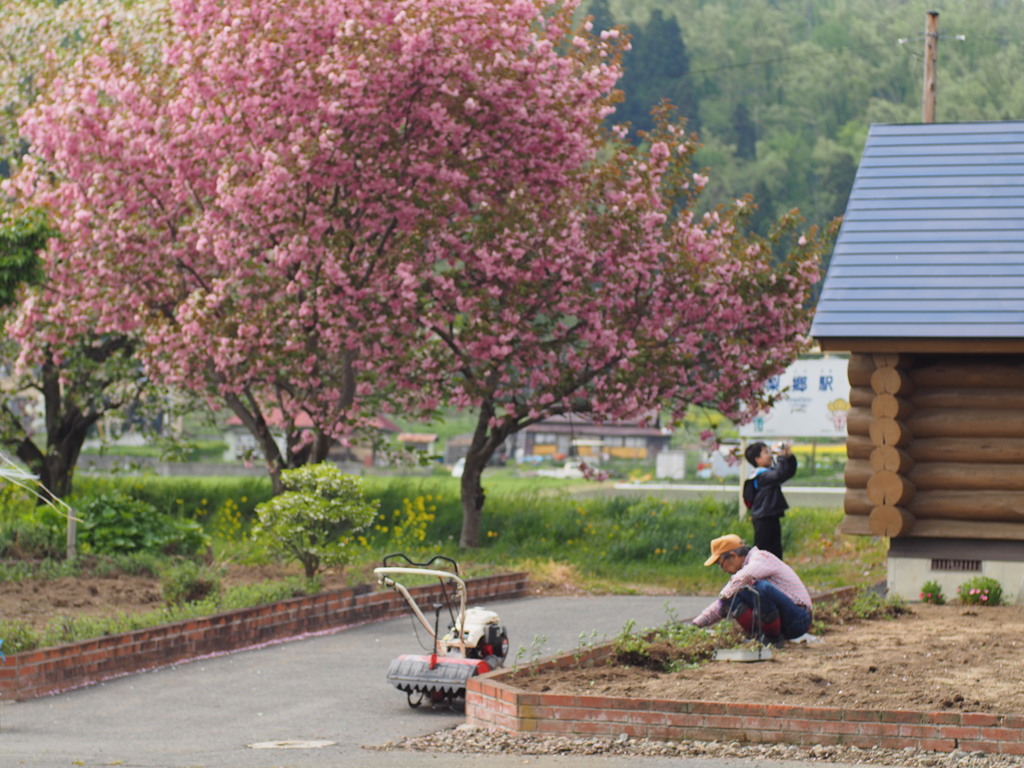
[374,553,509,708]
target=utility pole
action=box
[923,10,939,123]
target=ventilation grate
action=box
[931,558,981,572]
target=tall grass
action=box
[357,477,884,595]
[2,473,883,595]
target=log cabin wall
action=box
[843,352,1024,542]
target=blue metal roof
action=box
[811,122,1024,340]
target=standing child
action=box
[743,441,796,560]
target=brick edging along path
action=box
[0,571,529,702]
[464,589,1024,758]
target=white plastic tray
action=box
[713,647,773,662]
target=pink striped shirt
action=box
[692,547,812,627]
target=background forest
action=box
[593,0,1024,246]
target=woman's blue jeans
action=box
[727,580,812,639]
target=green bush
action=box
[920,579,946,605]
[160,560,224,605]
[957,576,1003,606]
[252,464,378,577]
[74,491,209,556]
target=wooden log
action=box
[843,488,872,517]
[844,458,872,489]
[904,518,1024,541]
[909,437,1024,465]
[908,410,1024,439]
[849,386,873,409]
[846,406,872,437]
[908,462,1024,492]
[846,434,873,460]
[839,514,872,536]
[871,393,914,421]
[848,354,875,388]
[910,387,1024,412]
[908,490,1024,522]
[869,418,913,447]
[912,361,1024,390]
[870,445,915,474]
[872,353,914,370]
[867,471,916,506]
[871,367,916,396]
[869,505,916,537]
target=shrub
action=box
[920,579,946,605]
[161,560,224,605]
[74,491,210,556]
[957,576,1003,606]
[251,464,377,578]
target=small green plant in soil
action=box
[160,560,224,605]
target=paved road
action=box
[0,594,718,768]
[601,483,845,510]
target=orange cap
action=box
[703,534,744,566]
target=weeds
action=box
[810,588,907,634]
[610,618,746,672]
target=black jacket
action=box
[748,454,797,520]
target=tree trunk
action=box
[222,392,288,493]
[458,405,511,549]
[10,362,101,503]
[459,451,487,549]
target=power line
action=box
[680,40,905,78]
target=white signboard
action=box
[738,357,850,439]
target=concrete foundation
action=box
[886,538,1024,604]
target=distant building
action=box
[514,415,671,462]
[396,432,438,454]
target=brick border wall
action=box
[466,587,1024,757]
[0,571,528,702]
[467,670,1024,756]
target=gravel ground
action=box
[378,724,1024,768]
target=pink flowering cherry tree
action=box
[399,100,829,546]
[10,0,627,491]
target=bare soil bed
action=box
[0,562,355,633]
[513,603,1024,715]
